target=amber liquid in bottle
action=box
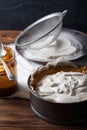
[0,46,17,96]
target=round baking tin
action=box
[28,76,87,125]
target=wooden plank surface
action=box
[0,99,87,130]
[0,30,87,130]
[0,30,20,44]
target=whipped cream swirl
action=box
[35,71,87,103]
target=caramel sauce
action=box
[0,45,17,96]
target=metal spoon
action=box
[0,43,15,80]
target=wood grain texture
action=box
[0,30,20,44]
[0,30,87,130]
[0,98,87,130]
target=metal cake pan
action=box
[28,76,87,125]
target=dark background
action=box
[0,0,87,32]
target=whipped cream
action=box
[35,71,87,103]
[27,37,77,60]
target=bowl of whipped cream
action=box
[15,9,87,63]
[28,57,87,125]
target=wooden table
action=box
[0,30,87,130]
